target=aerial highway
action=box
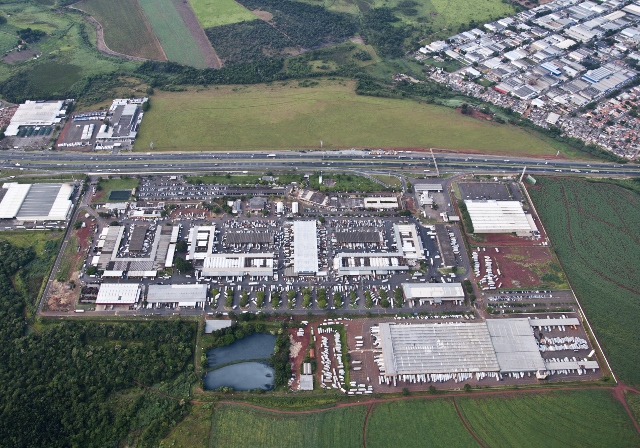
[1,149,639,178]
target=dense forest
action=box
[0,240,197,447]
[206,0,357,66]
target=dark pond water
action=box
[206,332,276,367]
[203,362,275,391]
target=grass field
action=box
[628,393,640,426]
[138,0,208,68]
[210,404,366,447]
[160,403,214,447]
[94,177,139,203]
[75,0,166,60]
[135,80,571,155]
[528,177,640,386]
[371,174,402,187]
[457,390,640,447]
[189,0,257,28]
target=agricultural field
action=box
[628,393,640,426]
[528,177,640,386]
[138,0,209,68]
[177,390,639,447]
[74,0,166,60]
[209,404,366,447]
[189,0,257,28]
[457,390,640,447]
[365,399,476,447]
[135,80,568,155]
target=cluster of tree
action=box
[17,27,46,44]
[204,321,264,351]
[206,20,291,65]
[270,330,291,388]
[174,256,194,273]
[241,0,357,49]
[360,8,413,58]
[457,200,474,233]
[0,241,196,447]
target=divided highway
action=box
[2,150,639,178]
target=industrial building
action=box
[414,184,443,193]
[201,254,274,278]
[95,283,142,307]
[293,221,318,274]
[95,98,147,146]
[363,197,399,210]
[401,283,465,306]
[465,200,538,236]
[187,226,216,261]
[95,225,174,271]
[332,223,424,277]
[394,224,425,260]
[0,182,74,221]
[5,100,66,136]
[146,284,207,308]
[378,318,596,381]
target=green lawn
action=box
[210,404,366,447]
[75,0,166,60]
[528,177,640,386]
[135,80,570,156]
[93,177,139,203]
[138,0,208,68]
[366,399,476,447]
[189,0,257,28]
[457,390,640,447]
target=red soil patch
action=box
[475,245,556,288]
[288,326,310,390]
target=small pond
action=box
[203,362,275,391]
[206,332,276,367]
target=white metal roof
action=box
[5,101,64,135]
[165,244,176,268]
[486,319,546,372]
[96,283,141,304]
[402,282,465,300]
[147,284,207,303]
[293,221,318,274]
[465,200,534,234]
[380,322,500,375]
[0,183,31,218]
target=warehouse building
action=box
[363,197,399,210]
[201,253,274,278]
[333,253,408,276]
[95,283,142,308]
[394,224,425,260]
[5,100,66,136]
[293,221,318,274]
[187,225,216,261]
[401,282,465,306]
[146,284,207,308]
[414,184,443,193]
[465,200,538,236]
[0,182,74,221]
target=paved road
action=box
[2,149,639,179]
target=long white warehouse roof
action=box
[0,183,73,221]
[465,200,535,234]
[5,100,65,136]
[402,282,465,299]
[293,221,318,274]
[96,283,142,305]
[147,284,207,303]
[0,183,31,219]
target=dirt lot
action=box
[473,245,560,289]
[288,325,311,390]
[46,217,96,311]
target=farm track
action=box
[453,397,486,447]
[170,0,221,68]
[71,9,156,62]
